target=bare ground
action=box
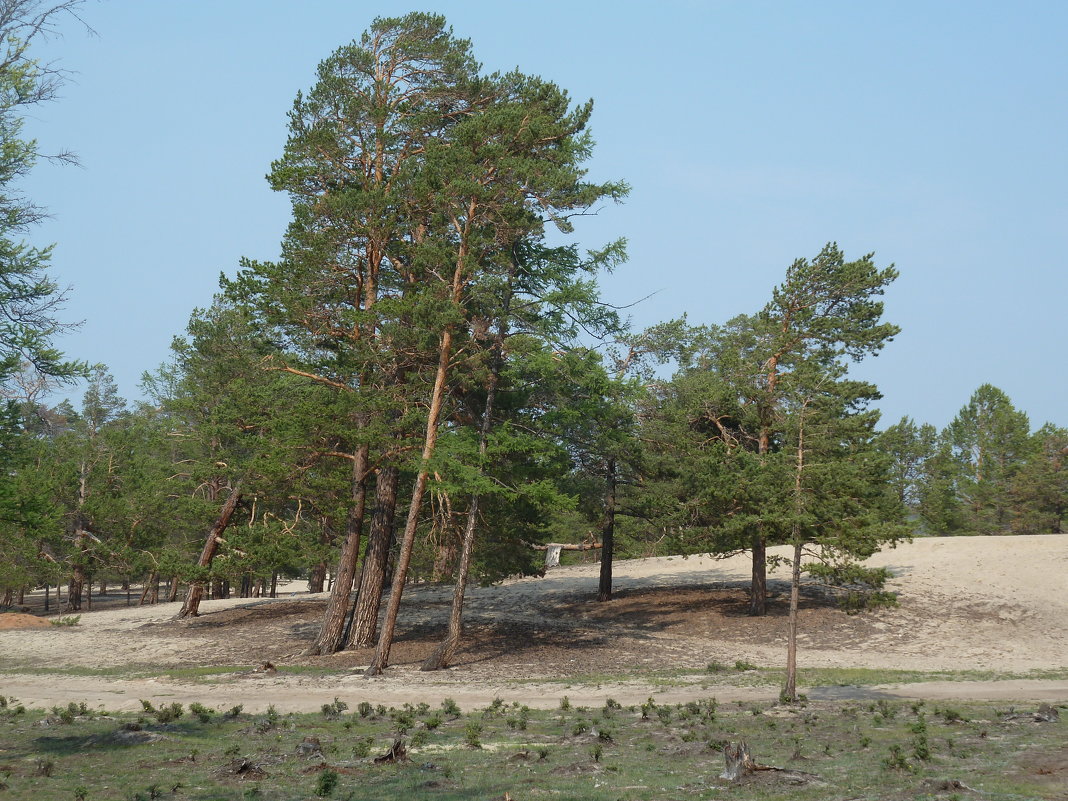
[2,535,1066,712]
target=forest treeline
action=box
[0,11,1065,670]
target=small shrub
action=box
[706,661,726,673]
[571,720,590,736]
[559,696,571,711]
[882,744,911,772]
[440,698,461,718]
[391,709,415,734]
[640,698,656,720]
[189,702,213,724]
[51,615,81,627]
[321,697,348,718]
[590,743,603,762]
[155,703,184,724]
[314,768,338,797]
[242,788,262,800]
[409,729,428,748]
[424,712,443,730]
[734,660,757,671]
[225,704,243,718]
[656,705,673,725]
[464,721,483,749]
[357,701,373,718]
[352,737,374,758]
[937,706,963,723]
[74,786,88,801]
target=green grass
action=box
[0,695,1064,800]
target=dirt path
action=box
[2,535,1066,711]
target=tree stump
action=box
[373,738,408,763]
[721,741,757,780]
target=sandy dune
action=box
[1,535,1066,711]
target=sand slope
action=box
[1,535,1065,711]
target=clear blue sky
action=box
[24,1,1068,430]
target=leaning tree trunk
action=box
[305,446,369,654]
[348,465,399,649]
[176,481,244,619]
[365,326,455,676]
[421,303,507,670]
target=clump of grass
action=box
[441,698,461,718]
[225,704,243,719]
[50,615,80,627]
[558,696,571,711]
[734,660,757,671]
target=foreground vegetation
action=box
[0,693,1063,800]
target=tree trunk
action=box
[138,572,156,605]
[598,460,617,602]
[44,584,49,612]
[749,533,767,616]
[177,481,244,618]
[366,326,455,676]
[167,576,179,603]
[783,407,807,703]
[270,573,277,598]
[309,560,327,593]
[98,579,106,596]
[348,465,399,648]
[306,446,369,654]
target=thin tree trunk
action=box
[422,300,508,669]
[306,446,369,654]
[44,584,49,612]
[177,481,244,618]
[366,327,455,676]
[784,403,807,703]
[784,540,802,702]
[270,573,277,598]
[167,576,179,603]
[598,460,617,602]
[348,465,399,648]
[138,572,156,606]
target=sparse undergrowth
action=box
[0,695,1064,800]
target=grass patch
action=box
[0,694,1063,800]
